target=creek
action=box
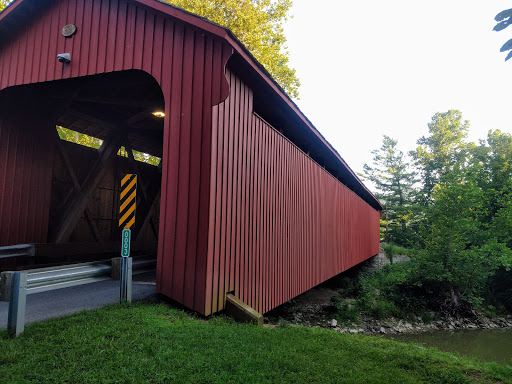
[383,329,512,365]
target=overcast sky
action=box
[283,1,512,176]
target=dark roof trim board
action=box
[0,0,382,211]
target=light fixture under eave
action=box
[152,111,165,118]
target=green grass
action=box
[1,303,511,383]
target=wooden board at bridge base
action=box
[225,293,263,326]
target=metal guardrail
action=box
[1,256,156,336]
[26,262,113,294]
[0,244,35,259]
[1,256,156,299]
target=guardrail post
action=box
[111,258,122,280]
[7,271,28,337]
[0,271,12,301]
[120,257,132,303]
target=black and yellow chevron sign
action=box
[119,174,137,229]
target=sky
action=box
[283,0,512,176]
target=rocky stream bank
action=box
[264,285,512,335]
[264,252,512,335]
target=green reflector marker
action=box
[121,229,131,257]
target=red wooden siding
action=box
[0,95,55,246]
[205,70,381,315]
[0,0,232,314]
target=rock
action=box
[330,319,338,328]
[349,329,358,334]
[379,327,386,334]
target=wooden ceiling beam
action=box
[63,107,163,151]
[64,107,118,132]
[71,95,162,109]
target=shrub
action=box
[383,243,409,264]
[353,263,428,319]
[331,297,359,324]
[485,267,512,312]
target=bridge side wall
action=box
[205,70,381,315]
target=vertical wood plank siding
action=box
[0,98,55,246]
[206,70,381,315]
[0,0,232,314]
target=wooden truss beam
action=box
[63,107,163,156]
[50,136,120,243]
[71,95,162,109]
[125,144,159,241]
[136,189,160,242]
[55,136,103,243]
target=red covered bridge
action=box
[0,0,382,316]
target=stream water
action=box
[383,329,512,365]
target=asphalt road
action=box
[0,277,156,329]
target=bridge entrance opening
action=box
[0,70,164,283]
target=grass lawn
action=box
[1,302,511,383]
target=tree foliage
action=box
[414,168,510,312]
[364,111,512,316]
[494,8,512,61]
[0,0,10,12]
[165,0,300,99]
[57,127,161,166]
[472,130,512,248]
[410,117,512,312]
[411,109,472,203]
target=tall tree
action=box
[362,135,419,246]
[471,130,512,247]
[411,128,512,314]
[411,110,472,204]
[413,167,511,314]
[165,0,300,99]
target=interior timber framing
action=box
[1,70,164,263]
[49,70,164,251]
